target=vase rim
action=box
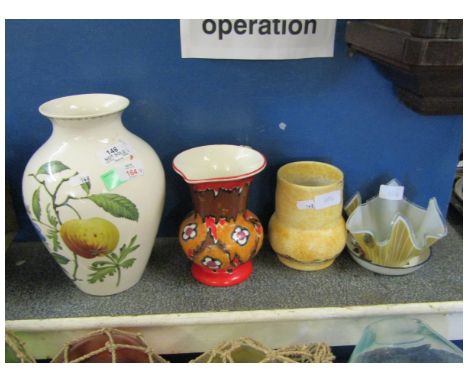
[38,93,130,120]
[277,161,344,189]
[173,144,266,184]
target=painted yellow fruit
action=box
[60,217,120,259]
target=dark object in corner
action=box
[345,20,462,115]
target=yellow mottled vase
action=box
[269,161,346,271]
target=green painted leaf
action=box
[86,193,139,221]
[120,244,140,262]
[36,160,70,176]
[32,188,41,221]
[87,265,116,284]
[90,260,114,267]
[120,258,136,269]
[46,204,58,227]
[87,235,140,285]
[46,228,62,252]
[81,180,91,195]
[118,235,140,262]
[51,253,70,265]
[128,235,137,248]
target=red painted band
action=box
[191,261,253,287]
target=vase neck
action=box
[190,179,252,220]
[49,112,126,140]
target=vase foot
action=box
[191,262,253,287]
[276,253,336,271]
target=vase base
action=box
[191,262,253,287]
[276,253,336,271]
[73,274,143,296]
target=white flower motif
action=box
[232,227,250,246]
[182,223,197,241]
[201,256,222,270]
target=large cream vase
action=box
[22,94,165,295]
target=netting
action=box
[5,331,36,363]
[190,337,335,363]
[51,328,168,363]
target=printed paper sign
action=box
[297,190,341,210]
[180,19,336,59]
[379,184,405,200]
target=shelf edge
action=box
[6,300,462,332]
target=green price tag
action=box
[100,169,127,191]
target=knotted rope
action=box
[190,337,335,363]
[51,328,167,363]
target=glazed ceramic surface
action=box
[268,161,346,271]
[345,179,447,267]
[22,94,165,296]
[173,145,266,286]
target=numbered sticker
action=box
[297,199,315,210]
[297,190,341,210]
[100,160,144,191]
[70,174,91,187]
[116,160,144,182]
[98,140,133,165]
[379,184,404,200]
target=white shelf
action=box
[5,214,463,359]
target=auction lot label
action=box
[180,19,336,59]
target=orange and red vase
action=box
[173,145,266,286]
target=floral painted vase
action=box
[173,145,266,286]
[22,94,165,296]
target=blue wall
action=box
[6,20,463,240]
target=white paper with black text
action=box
[180,19,336,60]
